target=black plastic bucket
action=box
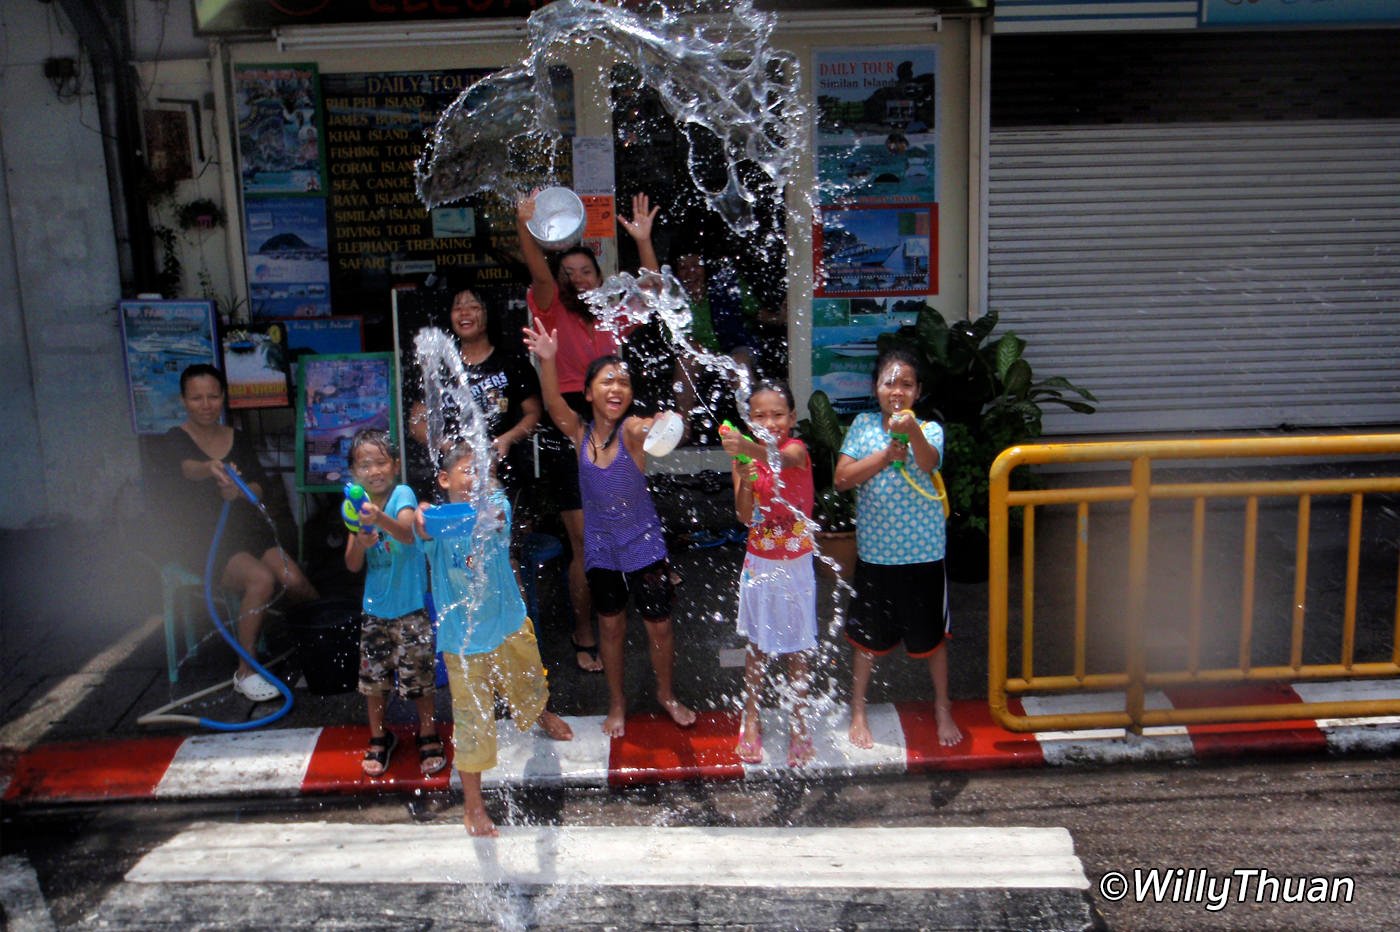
[287,598,362,696]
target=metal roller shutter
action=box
[986,34,1400,435]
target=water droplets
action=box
[416,0,802,239]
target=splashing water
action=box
[416,0,803,238]
[414,0,875,783]
[413,328,508,669]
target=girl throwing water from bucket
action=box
[523,318,696,738]
[721,381,818,767]
[835,347,963,749]
[517,189,660,674]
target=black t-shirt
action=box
[406,347,541,499]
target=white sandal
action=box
[233,670,280,702]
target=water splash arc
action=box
[415,0,803,237]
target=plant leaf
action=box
[1002,357,1032,397]
[996,334,1030,380]
[807,391,847,453]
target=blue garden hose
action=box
[140,467,295,731]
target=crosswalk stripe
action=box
[125,824,1090,890]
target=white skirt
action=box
[736,551,818,656]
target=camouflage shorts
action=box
[358,609,436,699]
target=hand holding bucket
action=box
[525,186,586,252]
[422,501,477,539]
[643,409,685,457]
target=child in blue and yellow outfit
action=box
[418,442,573,836]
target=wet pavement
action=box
[3,461,1399,804]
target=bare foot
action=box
[538,710,574,741]
[463,805,498,837]
[602,707,627,738]
[660,697,696,728]
[787,731,816,768]
[935,703,964,746]
[848,715,874,749]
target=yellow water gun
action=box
[890,409,948,515]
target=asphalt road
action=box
[4,754,1397,930]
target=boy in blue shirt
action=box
[418,443,573,836]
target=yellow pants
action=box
[443,618,550,773]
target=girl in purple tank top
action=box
[524,319,697,739]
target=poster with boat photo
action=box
[296,352,398,492]
[811,297,924,413]
[814,46,937,206]
[118,299,219,435]
[222,321,292,410]
[244,197,332,318]
[815,204,937,297]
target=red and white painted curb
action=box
[4,680,1398,806]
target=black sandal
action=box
[362,731,397,777]
[417,734,447,776]
[571,637,603,673]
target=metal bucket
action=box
[526,186,586,251]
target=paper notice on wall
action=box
[571,136,615,194]
[572,136,617,239]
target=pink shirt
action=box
[526,289,618,394]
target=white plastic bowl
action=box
[643,410,685,457]
[526,186,586,251]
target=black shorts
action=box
[586,559,674,620]
[845,559,950,657]
[533,391,589,514]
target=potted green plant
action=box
[877,307,1097,581]
[797,389,857,579]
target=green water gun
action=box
[722,419,756,481]
[342,482,370,533]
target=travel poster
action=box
[814,46,938,206]
[282,317,364,356]
[118,299,219,435]
[244,197,332,318]
[810,297,923,414]
[815,204,937,297]
[234,63,326,195]
[222,321,292,409]
[296,353,398,492]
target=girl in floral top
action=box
[721,381,818,767]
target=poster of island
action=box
[118,299,219,435]
[296,352,398,492]
[234,63,327,196]
[814,46,937,206]
[244,196,332,318]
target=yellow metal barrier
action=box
[988,434,1400,733]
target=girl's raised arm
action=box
[522,317,582,444]
[516,191,558,309]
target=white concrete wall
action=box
[0,1,139,526]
